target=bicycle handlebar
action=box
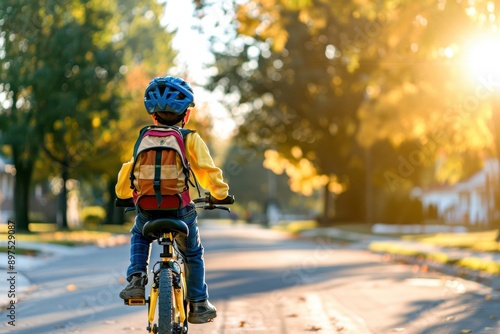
[116,198,135,208]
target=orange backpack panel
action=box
[130,126,193,210]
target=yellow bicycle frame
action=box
[147,232,187,333]
[148,285,158,329]
[174,270,187,324]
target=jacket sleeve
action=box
[185,132,229,200]
[115,157,134,199]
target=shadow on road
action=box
[207,262,381,300]
[396,291,500,333]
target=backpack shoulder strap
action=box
[179,128,195,139]
[130,125,152,190]
[178,128,202,198]
[132,125,153,158]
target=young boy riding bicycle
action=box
[116,76,231,324]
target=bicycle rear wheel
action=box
[158,267,174,333]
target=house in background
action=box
[413,159,498,227]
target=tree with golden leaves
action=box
[205,0,500,225]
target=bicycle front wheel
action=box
[158,267,174,333]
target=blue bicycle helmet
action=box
[144,76,195,115]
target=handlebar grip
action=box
[115,198,135,208]
[211,195,235,205]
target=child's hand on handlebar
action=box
[210,195,235,205]
[115,198,135,208]
[194,192,235,211]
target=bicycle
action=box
[117,192,234,334]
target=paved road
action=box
[2,223,500,333]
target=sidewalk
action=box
[0,241,100,309]
[1,268,31,310]
[299,227,500,291]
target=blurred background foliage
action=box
[1,0,500,230]
[204,0,500,225]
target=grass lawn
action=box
[403,230,500,252]
[271,220,319,234]
[370,229,500,275]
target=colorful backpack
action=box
[130,125,196,210]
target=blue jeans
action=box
[126,204,208,302]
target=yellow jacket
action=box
[115,131,229,201]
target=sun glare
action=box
[464,35,500,86]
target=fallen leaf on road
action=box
[239,321,246,327]
[66,284,77,291]
[460,330,472,334]
[287,313,298,318]
[306,325,322,331]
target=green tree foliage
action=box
[0,0,185,229]
[72,0,179,225]
[0,0,125,230]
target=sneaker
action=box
[188,300,217,324]
[119,274,148,300]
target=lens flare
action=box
[464,34,500,86]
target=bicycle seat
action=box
[142,218,189,239]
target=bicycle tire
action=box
[158,267,174,333]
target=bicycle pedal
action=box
[125,298,146,306]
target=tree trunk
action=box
[365,147,374,225]
[319,180,331,226]
[57,164,69,230]
[12,155,34,233]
